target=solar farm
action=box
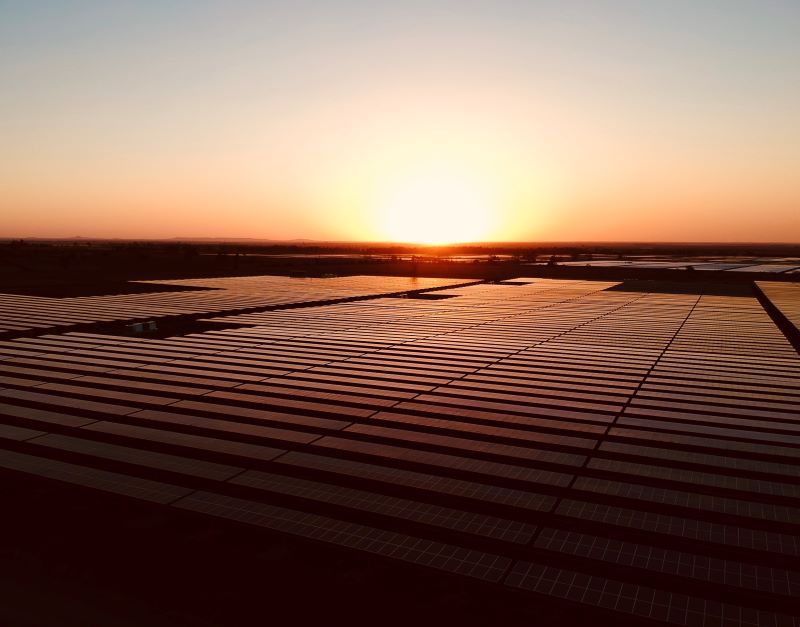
[539,260,800,273]
[1,274,799,626]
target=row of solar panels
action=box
[539,261,800,273]
[0,275,465,334]
[0,278,798,626]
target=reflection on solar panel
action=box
[1,275,799,625]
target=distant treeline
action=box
[3,239,800,258]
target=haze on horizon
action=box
[1,1,798,244]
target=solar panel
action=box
[175,491,512,582]
[1,278,799,625]
[505,561,800,626]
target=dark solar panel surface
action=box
[1,276,799,625]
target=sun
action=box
[374,169,495,245]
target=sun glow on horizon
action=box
[373,169,497,245]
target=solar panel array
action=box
[0,275,465,335]
[729,265,800,274]
[758,282,800,335]
[0,277,799,626]
[550,261,800,273]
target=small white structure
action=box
[127,320,158,334]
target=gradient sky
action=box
[1,0,798,242]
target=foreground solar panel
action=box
[758,281,800,336]
[1,276,799,625]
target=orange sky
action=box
[1,1,798,242]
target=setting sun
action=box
[374,169,496,244]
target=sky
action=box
[1,0,799,243]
